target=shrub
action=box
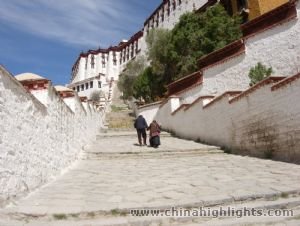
[90,90,105,102]
[248,62,273,86]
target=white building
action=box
[68,0,208,101]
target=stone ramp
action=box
[1,131,300,225]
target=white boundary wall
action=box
[0,66,102,206]
[138,1,300,163]
[139,75,300,162]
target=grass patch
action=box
[111,209,120,216]
[269,196,279,201]
[264,150,274,159]
[70,213,79,218]
[281,192,289,198]
[170,131,177,137]
[195,138,202,143]
[110,209,127,216]
[195,138,210,145]
[111,105,124,112]
[53,213,67,220]
[87,212,96,218]
[221,146,232,154]
[120,211,127,216]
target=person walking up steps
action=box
[148,120,161,148]
[134,115,148,146]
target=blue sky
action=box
[0,0,161,85]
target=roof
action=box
[15,73,47,82]
[54,85,73,92]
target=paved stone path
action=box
[1,131,300,225]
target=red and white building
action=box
[68,0,208,101]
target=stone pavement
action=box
[1,131,300,225]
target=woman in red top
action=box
[148,120,161,148]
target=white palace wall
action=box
[173,1,300,105]
[143,75,300,163]
[201,18,300,97]
[0,66,102,205]
[138,1,300,163]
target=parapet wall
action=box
[140,75,300,163]
[167,1,300,105]
[0,66,102,206]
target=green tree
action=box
[117,56,146,99]
[133,67,162,103]
[248,62,273,86]
[133,67,152,103]
[170,4,242,79]
[146,29,172,76]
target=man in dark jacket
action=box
[134,115,148,146]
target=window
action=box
[172,0,176,10]
[113,52,117,65]
[237,0,249,23]
[77,86,80,92]
[237,0,248,11]
[98,81,102,88]
[101,53,106,68]
[73,87,76,91]
[161,9,164,22]
[90,81,93,88]
[178,0,181,5]
[126,47,129,60]
[135,42,139,53]
[91,55,95,68]
[221,0,233,16]
[131,45,134,58]
[81,84,84,91]
[85,83,89,90]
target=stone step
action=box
[81,149,223,160]
[2,193,300,225]
[96,131,171,139]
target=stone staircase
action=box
[1,130,300,225]
[1,85,300,226]
[105,83,136,131]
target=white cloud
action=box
[0,0,152,48]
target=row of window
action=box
[120,41,139,64]
[145,0,183,33]
[73,81,102,92]
[85,52,119,69]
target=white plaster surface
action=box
[142,77,300,162]
[0,66,102,205]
